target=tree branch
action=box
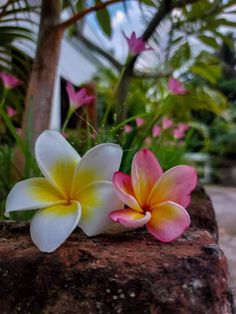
[57,0,124,31]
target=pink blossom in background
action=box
[144,137,152,146]
[124,125,133,134]
[110,149,197,242]
[0,72,22,90]
[173,128,185,139]
[135,117,145,127]
[66,82,95,109]
[16,128,22,136]
[152,125,161,138]
[123,31,152,55]
[7,106,17,117]
[162,117,173,130]
[91,132,97,140]
[168,78,187,95]
[178,123,189,132]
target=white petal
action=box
[5,178,63,213]
[30,202,81,253]
[35,130,81,197]
[77,181,123,236]
[72,143,123,195]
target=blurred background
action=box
[0,0,236,290]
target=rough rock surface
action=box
[0,187,235,314]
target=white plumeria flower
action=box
[5,130,123,253]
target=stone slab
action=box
[0,188,235,314]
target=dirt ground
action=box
[204,185,236,295]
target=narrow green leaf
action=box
[95,2,112,37]
[170,42,191,69]
[198,35,219,49]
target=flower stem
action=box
[61,107,74,132]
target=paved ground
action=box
[204,185,236,295]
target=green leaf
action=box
[95,2,112,37]
[76,0,85,11]
[212,18,236,28]
[190,65,217,84]
[190,51,221,84]
[139,0,155,7]
[170,42,191,69]
[159,86,227,119]
[198,35,219,49]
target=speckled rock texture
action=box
[0,187,235,314]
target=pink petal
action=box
[168,78,187,95]
[66,82,76,105]
[147,165,197,208]
[173,128,184,139]
[146,201,190,242]
[144,137,152,146]
[82,95,95,106]
[124,125,133,134]
[0,72,22,89]
[124,32,151,55]
[7,106,17,117]
[130,32,136,42]
[178,123,189,132]
[162,117,173,129]
[110,208,151,228]
[76,88,87,103]
[131,149,163,207]
[113,171,142,212]
[152,125,161,137]
[135,117,145,127]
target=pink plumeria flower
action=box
[135,117,145,127]
[173,128,185,139]
[7,106,17,117]
[152,125,161,138]
[124,124,133,134]
[123,31,152,55]
[168,78,187,95]
[66,82,95,110]
[178,123,189,132]
[0,72,22,90]
[110,149,197,242]
[6,130,123,252]
[162,117,173,130]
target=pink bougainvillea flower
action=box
[110,149,197,242]
[177,123,189,132]
[123,31,152,55]
[124,124,133,134]
[5,130,123,252]
[0,72,22,90]
[66,82,95,110]
[152,125,161,138]
[173,128,185,139]
[162,117,173,130]
[168,78,187,95]
[135,117,145,127]
[7,106,17,117]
